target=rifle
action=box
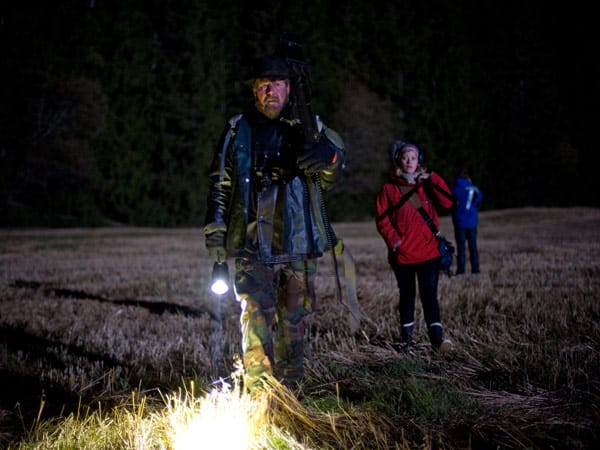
[277,33,320,144]
[277,34,361,334]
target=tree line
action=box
[1,0,597,227]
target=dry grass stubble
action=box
[1,207,599,448]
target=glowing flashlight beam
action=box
[166,381,267,450]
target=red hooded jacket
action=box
[375,172,453,265]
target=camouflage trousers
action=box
[234,257,316,390]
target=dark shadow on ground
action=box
[11,279,223,321]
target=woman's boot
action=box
[401,322,414,345]
[428,323,453,353]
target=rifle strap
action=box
[313,175,360,333]
[334,239,360,334]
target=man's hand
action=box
[206,231,226,263]
[297,138,337,172]
[208,246,227,263]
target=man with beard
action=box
[204,54,345,391]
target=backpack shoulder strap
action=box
[217,114,244,182]
[375,182,418,222]
[228,113,243,131]
[399,185,440,237]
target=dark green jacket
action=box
[204,107,344,263]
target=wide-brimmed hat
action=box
[245,55,290,85]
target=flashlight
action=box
[210,261,230,295]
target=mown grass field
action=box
[1,207,599,449]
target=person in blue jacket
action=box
[451,168,482,274]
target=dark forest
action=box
[1,0,598,227]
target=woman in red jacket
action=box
[375,141,454,352]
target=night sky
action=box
[1,1,598,226]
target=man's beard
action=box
[258,97,283,119]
